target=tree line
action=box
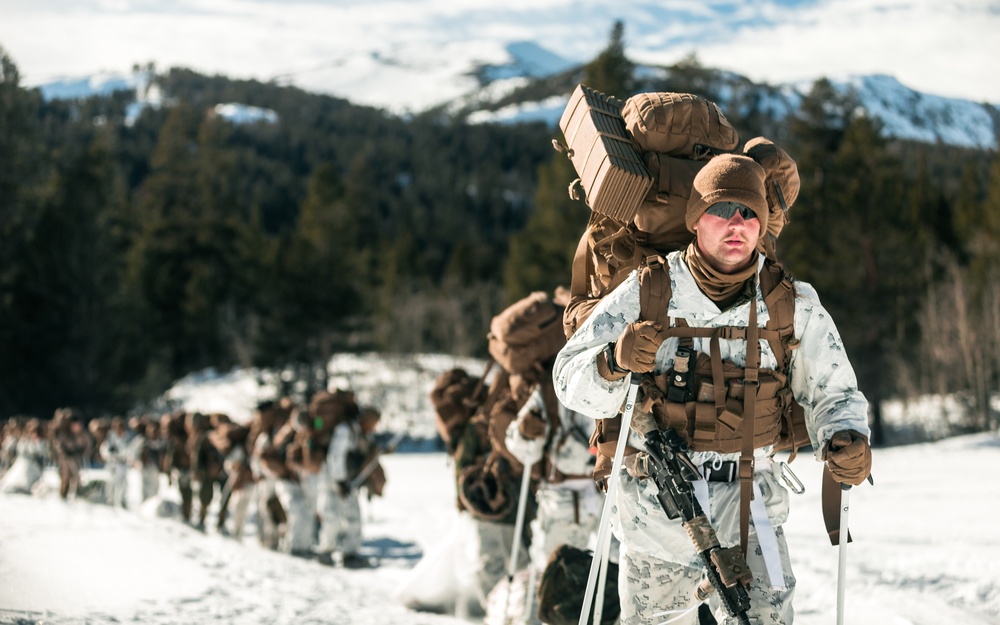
[0,35,997,439]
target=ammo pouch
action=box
[647,352,789,454]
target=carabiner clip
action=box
[778,461,806,495]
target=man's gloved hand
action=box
[518,409,547,439]
[612,321,664,373]
[822,430,872,486]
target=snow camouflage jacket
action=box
[552,251,871,562]
[504,386,596,484]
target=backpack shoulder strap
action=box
[638,255,671,329]
[759,259,797,371]
[570,227,591,302]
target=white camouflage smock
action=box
[504,387,604,576]
[552,250,871,568]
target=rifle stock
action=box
[642,427,753,625]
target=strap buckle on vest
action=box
[739,456,755,481]
[702,460,737,482]
[644,254,665,270]
[716,327,745,340]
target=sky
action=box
[0,0,996,115]
[1,354,998,625]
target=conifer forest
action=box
[0,41,997,441]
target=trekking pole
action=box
[592,514,615,625]
[502,460,535,625]
[578,374,641,625]
[836,484,851,625]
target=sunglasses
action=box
[705,202,758,221]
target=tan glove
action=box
[612,321,663,373]
[518,410,547,439]
[823,430,872,486]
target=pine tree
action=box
[503,155,589,301]
[583,20,635,98]
[781,83,914,445]
[284,162,360,354]
[125,104,268,381]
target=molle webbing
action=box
[740,278,760,557]
[650,365,786,453]
[637,258,800,451]
[589,258,800,488]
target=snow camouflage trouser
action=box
[317,482,362,556]
[527,483,603,573]
[140,465,159,502]
[476,519,516,608]
[274,476,317,553]
[255,478,280,549]
[517,483,607,625]
[226,485,253,539]
[106,462,128,508]
[618,526,796,625]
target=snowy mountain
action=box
[464,70,999,151]
[10,0,997,150]
[34,61,999,152]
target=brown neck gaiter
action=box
[684,242,758,308]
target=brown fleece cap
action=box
[686,154,769,235]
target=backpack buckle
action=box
[644,254,664,270]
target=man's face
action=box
[694,208,760,273]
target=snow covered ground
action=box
[2,432,999,625]
[2,354,998,624]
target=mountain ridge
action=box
[34,59,998,151]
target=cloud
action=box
[1,0,995,107]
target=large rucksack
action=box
[454,372,536,523]
[429,367,487,454]
[558,89,743,338]
[455,291,567,523]
[487,291,566,377]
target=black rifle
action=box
[641,426,753,625]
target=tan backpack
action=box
[743,136,800,257]
[488,291,566,376]
[429,367,487,454]
[560,90,743,338]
